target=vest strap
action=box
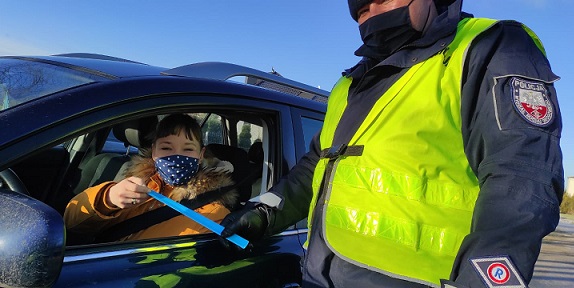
[320,144,364,159]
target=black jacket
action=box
[263,0,563,286]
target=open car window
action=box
[38,110,269,246]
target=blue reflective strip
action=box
[148,191,249,249]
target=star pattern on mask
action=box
[155,155,200,186]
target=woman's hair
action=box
[153,114,204,147]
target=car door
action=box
[1,75,314,287]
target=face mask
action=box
[355,0,422,60]
[154,155,200,186]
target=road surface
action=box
[530,214,574,287]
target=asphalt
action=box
[530,214,574,287]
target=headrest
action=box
[205,144,251,203]
[205,144,249,166]
[248,141,264,164]
[112,116,158,149]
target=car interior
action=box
[8,110,271,245]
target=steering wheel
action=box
[0,168,30,195]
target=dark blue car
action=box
[0,53,328,287]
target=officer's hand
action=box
[219,204,270,250]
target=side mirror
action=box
[0,189,65,287]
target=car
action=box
[0,53,329,287]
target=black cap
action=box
[348,0,456,22]
[348,0,374,22]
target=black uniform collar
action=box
[345,0,468,79]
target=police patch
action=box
[470,256,526,288]
[511,77,553,126]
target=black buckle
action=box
[324,144,347,159]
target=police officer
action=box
[221,0,563,287]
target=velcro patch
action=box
[470,256,526,287]
[511,77,553,127]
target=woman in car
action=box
[64,113,238,242]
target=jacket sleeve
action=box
[64,182,150,235]
[64,181,132,234]
[261,131,322,235]
[453,21,563,285]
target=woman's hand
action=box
[108,176,151,208]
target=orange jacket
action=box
[64,157,237,241]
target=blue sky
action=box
[1,0,573,186]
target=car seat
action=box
[247,141,264,198]
[72,116,158,195]
[203,143,251,206]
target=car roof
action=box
[2,53,330,102]
[7,53,167,78]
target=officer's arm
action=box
[454,21,563,286]
[256,130,322,235]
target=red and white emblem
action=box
[471,256,526,287]
[487,262,510,284]
[511,77,553,126]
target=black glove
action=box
[219,204,272,249]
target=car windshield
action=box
[0,58,107,111]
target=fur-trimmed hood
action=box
[123,155,238,209]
